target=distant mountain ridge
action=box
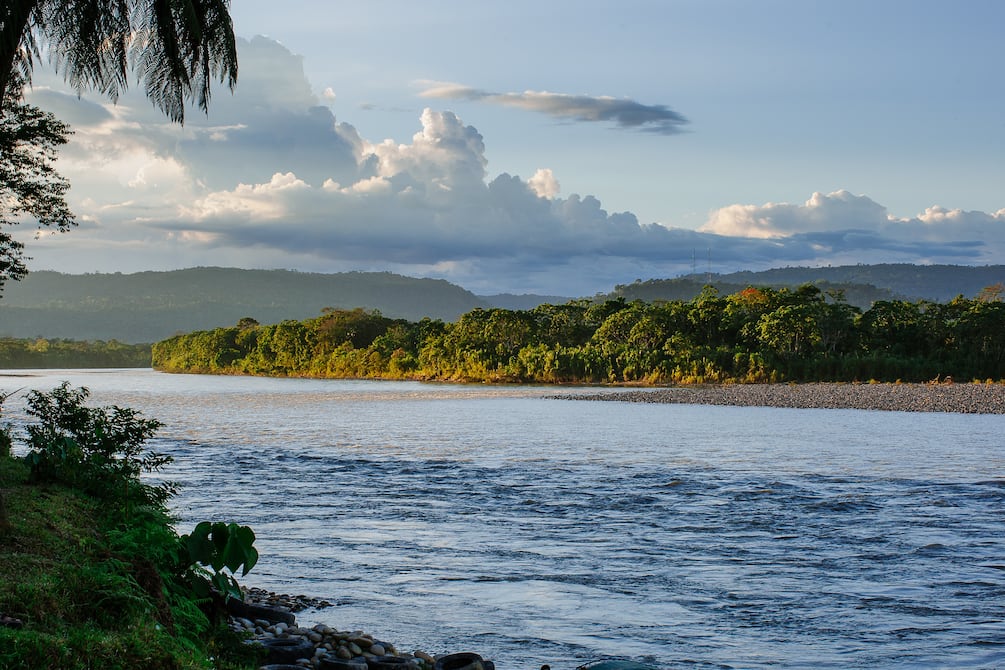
[606,263,1005,308]
[0,268,490,343]
[1,263,1002,344]
[709,264,1005,302]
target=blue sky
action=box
[16,0,1005,295]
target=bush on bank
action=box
[152,286,1005,384]
[0,384,262,670]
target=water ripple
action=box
[2,370,1004,668]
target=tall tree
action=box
[0,0,238,289]
[1,0,238,122]
[0,75,73,293]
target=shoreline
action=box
[554,381,1005,414]
[232,587,491,669]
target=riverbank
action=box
[555,381,1005,414]
[229,588,459,668]
[0,453,481,670]
[0,455,217,670]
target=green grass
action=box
[0,455,252,670]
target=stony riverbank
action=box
[554,381,1005,414]
[233,588,482,669]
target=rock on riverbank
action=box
[230,588,476,670]
[555,382,1005,414]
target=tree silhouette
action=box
[1,0,238,123]
[0,75,74,292]
[0,0,238,288]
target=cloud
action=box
[527,168,559,199]
[701,191,891,238]
[700,190,1005,260]
[417,81,689,135]
[16,37,1005,295]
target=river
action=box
[2,369,1004,669]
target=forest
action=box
[0,338,151,369]
[152,284,1005,384]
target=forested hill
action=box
[606,264,1005,308]
[710,264,1005,302]
[0,268,489,343]
[3,264,1003,344]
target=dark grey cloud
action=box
[18,38,1005,295]
[25,88,114,126]
[418,81,689,135]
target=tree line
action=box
[0,338,151,368]
[151,286,1005,384]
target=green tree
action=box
[756,303,824,360]
[591,301,648,380]
[531,300,594,347]
[449,308,538,373]
[858,300,937,359]
[314,307,394,350]
[0,75,74,292]
[1,0,238,289]
[946,296,1005,378]
[687,286,729,347]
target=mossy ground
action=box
[0,455,258,670]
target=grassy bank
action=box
[0,387,262,670]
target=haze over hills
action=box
[710,264,1005,302]
[603,264,1005,308]
[0,268,490,343]
[1,264,1002,344]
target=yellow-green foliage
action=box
[152,289,1005,385]
[0,338,151,368]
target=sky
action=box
[14,0,1005,296]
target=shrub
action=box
[1,384,263,667]
[21,382,174,506]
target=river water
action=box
[2,369,1004,669]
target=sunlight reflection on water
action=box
[2,369,1004,668]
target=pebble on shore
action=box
[232,588,458,670]
[554,381,1005,414]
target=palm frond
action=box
[0,0,41,98]
[2,0,237,122]
[133,0,236,123]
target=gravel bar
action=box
[555,382,1005,414]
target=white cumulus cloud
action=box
[528,169,560,199]
[15,37,1005,295]
[700,190,890,238]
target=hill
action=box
[0,268,489,343]
[605,264,1005,308]
[2,264,1003,345]
[709,264,1005,302]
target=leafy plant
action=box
[21,382,174,505]
[179,521,259,603]
[2,381,270,668]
